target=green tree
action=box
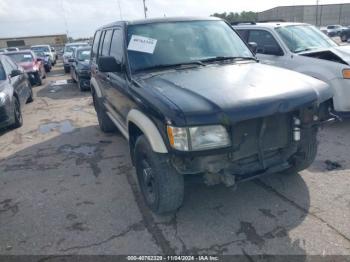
[212,11,257,23]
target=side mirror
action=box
[10,69,22,77]
[248,42,257,54]
[68,58,75,63]
[263,45,284,56]
[98,56,122,73]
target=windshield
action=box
[65,44,88,53]
[276,25,337,53]
[31,46,50,52]
[127,20,253,72]
[77,49,91,61]
[33,51,46,57]
[6,53,34,63]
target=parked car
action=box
[32,50,52,73]
[31,45,56,66]
[5,50,46,86]
[63,42,89,73]
[51,46,58,61]
[70,47,91,91]
[91,17,333,214]
[234,22,350,114]
[340,27,350,42]
[0,54,33,130]
[0,47,19,53]
[326,25,345,37]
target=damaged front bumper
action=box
[169,99,336,187]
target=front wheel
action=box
[26,83,34,103]
[12,96,23,128]
[341,34,348,42]
[286,128,318,174]
[134,135,184,214]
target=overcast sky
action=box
[0,0,349,38]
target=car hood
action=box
[137,63,332,126]
[299,46,350,65]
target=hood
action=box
[299,46,350,65]
[63,52,73,58]
[138,63,332,126]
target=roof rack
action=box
[257,19,286,23]
[231,21,256,26]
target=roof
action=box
[4,50,32,54]
[98,16,222,30]
[65,42,89,46]
[31,44,51,47]
[233,22,307,28]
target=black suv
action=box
[91,17,334,214]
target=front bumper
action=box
[329,78,350,112]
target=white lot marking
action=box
[51,80,68,86]
[128,35,157,54]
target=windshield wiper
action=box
[200,56,257,63]
[136,61,205,72]
[294,48,316,53]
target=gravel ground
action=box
[0,61,349,257]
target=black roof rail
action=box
[231,21,256,26]
[257,19,286,23]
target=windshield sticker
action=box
[24,55,32,58]
[127,35,157,54]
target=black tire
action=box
[64,66,70,74]
[134,135,184,214]
[286,127,318,174]
[78,76,87,91]
[26,84,34,103]
[12,96,23,128]
[36,72,42,86]
[341,34,348,42]
[93,92,116,133]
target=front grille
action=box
[230,113,291,162]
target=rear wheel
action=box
[12,96,23,128]
[134,135,184,214]
[26,83,34,103]
[93,91,116,133]
[35,72,42,86]
[286,127,318,174]
[64,66,70,74]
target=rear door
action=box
[105,27,129,124]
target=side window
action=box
[110,29,124,62]
[92,30,101,61]
[237,30,249,42]
[98,31,106,57]
[5,57,18,70]
[0,62,6,80]
[248,30,283,55]
[101,30,113,56]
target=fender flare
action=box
[127,109,168,153]
[90,77,102,98]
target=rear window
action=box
[32,46,50,52]
[6,53,34,63]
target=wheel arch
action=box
[127,109,168,155]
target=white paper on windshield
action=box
[127,35,157,54]
[24,55,32,58]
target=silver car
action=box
[234,22,350,113]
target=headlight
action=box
[167,125,230,151]
[342,69,350,79]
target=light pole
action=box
[143,0,147,19]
